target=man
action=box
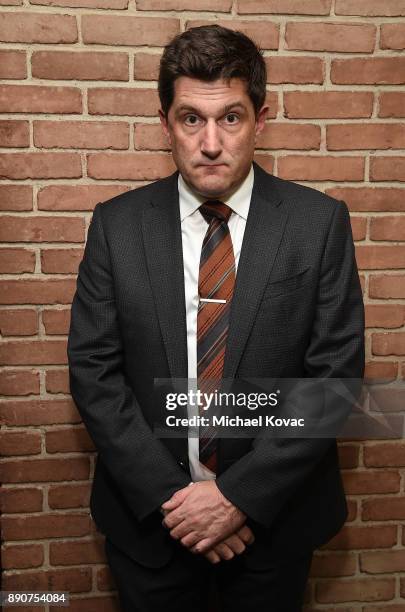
[67,24,364,612]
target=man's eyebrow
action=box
[175,102,247,116]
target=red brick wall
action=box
[1,1,405,610]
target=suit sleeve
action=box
[215,200,365,528]
[67,202,191,522]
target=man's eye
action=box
[184,115,200,125]
[225,113,239,123]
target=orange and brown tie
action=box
[197,200,236,473]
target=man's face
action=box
[159,76,268,200]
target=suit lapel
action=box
[222,161,288,379]
[142,169,188,381]
[141,162,287,383]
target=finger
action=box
[212,542,235,561]
[222,534,245,555]
[169,520,194,541]
[204,550,221,564]
[192,537,217,555]
[236,525,255,545]
[162,510,185,529]
[180,531,201,548]
[161,486,192,511]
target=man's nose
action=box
[200,120,222,157]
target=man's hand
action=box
[161,481,246,554]
[204,524,255,564]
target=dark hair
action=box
[158,24,267,119]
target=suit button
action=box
[179,461,185,467]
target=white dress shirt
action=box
[178,163,254,482]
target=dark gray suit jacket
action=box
[67,161,364,569]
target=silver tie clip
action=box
[200,297,227,304]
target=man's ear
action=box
[255,104,269,140]
[159,109,172,145]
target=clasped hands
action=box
[160,480,254,564]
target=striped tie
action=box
[197,200,236,473]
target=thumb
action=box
[161,484,193,510]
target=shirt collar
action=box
[178,163,254,222]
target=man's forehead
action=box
[171,76,251,113]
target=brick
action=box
[331,58,405,85]
[42,308,71,334]
[49,597,118,612]
[355,246,405,270]
[365,361,398,381]
[381,24,405,51]
[34,120,129,150]
[48,483,91,509]
[1,487,43,513]
[327,124,405,151]
[361,550,405,573]
[0,279,76,304]
[38,184,130,211]
[0,340,68,366]
[41,248,83,273]
[3,568,92,593]
[338,444,359,469]
[88,87,159,116]
[2,544,44,570]
[370,216,405,240]
[346,499,357,522]
[326,187,405,212]
[0,369,40,395]
[32,51,128,81]
[264,92,278,119]
[370,157,405,181]
[0,399,81,426]
[0,457,90,483]
[30,0,128,6]
[342,470,400,495]
[257,123,320,150]
[379,93,405,118]
[2,513,90,541]
[372,332,405,356]
[0,153,82,180]
[336,0,405,16]
[324,525,397,550]
[0,0,22,4]
[0,12,77,43]
[0,120,29,147]
[316,577,395,603]
[186,19,279,50]
[134,124,169,151]
[286,22,375,53]
[369,271,405,298]
[237,0,332,15]
[365,304,405,328]
[364,442,405,467]
[266,56,324,84]
[46,427,94,453]
[284,91,373,119]
[0,50,26,79]
[278,156,364,181]
[87,152,175,180]
[0,185,32,211]
[0,310,37,336]
[134,53,160,81]
[1,430,42,456]
[138,0,231,8]
[0,249,35,274]
[0,85,82,114]
[0,216,85,243]
[350,217,366,241]
[46,369,69,394]
[97,566,116,591]
[362,497,405,521]
[82,15,180,46]
[309,552,356,577]
[368,386,404,412]
[50,537,105,566]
